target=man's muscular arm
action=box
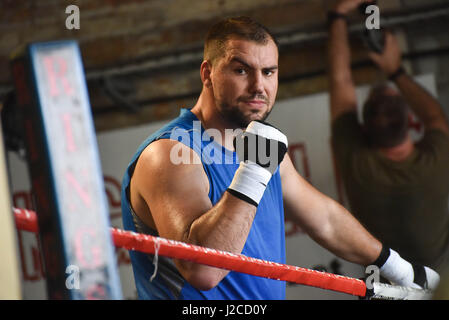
[281,154,440,290]
[327,0,370,122]
[131,139,256,290]
[281,154,382,266]
[131,121,288,291]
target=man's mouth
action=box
[241,98,268,108]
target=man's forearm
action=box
[176,192,257,290]
[393,72,449,131]
[186,192,256,254]
[314,199,382,266]
[328,19,353,84]
[327,15,358,121]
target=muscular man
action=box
[328,0,449,270]
[121,16,439,299]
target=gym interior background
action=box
[2,0,449,131]
[1,0,449,299]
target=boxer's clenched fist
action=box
[227,120,288,206]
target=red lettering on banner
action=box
[285,142,310,237]
[104,176,131,266]
[43,56,74,97]
[104,175,122,221]
[116,247,131,265]
[288,143,311,181]
[65,171,92,208]
[86,284,107,300]
[14,174,131,275]
[62,113,76,152]
[75,228,102,269]
[285,217,304,237]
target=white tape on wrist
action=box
[380,249,421,289]
[423,266,440,290]
[245,121,288,147]
[228,161,272,205]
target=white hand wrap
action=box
[380,249,420,289]
[244,121,288,149]
[380,249,441,290]
[228,161,273,205]
[227,121,288,206]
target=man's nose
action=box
[249,71,264,95]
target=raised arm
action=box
[130,121,289,291]
[368,32,449,135]
[131,139,257,290]
[328,0,370,122]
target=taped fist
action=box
[375,246,440,291]
[227,121,288,206]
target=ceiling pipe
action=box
[85,3,449,80]
[1,3,449,98]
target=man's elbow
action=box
[181,264,227,291]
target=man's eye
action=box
[235,68,247,75]
[264,70,274,76]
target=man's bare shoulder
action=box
[138,139,186,168]
[134,139,209,194]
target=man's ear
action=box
[200,60,212,88]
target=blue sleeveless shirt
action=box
[121,109,286,299]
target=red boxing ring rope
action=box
[13,207,367,297]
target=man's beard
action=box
[216,96,272,128]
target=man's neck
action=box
[190,91,239,151]
[378,137,415,162]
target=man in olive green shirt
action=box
[328,0,449,270]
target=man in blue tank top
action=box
[121,15,440,300]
